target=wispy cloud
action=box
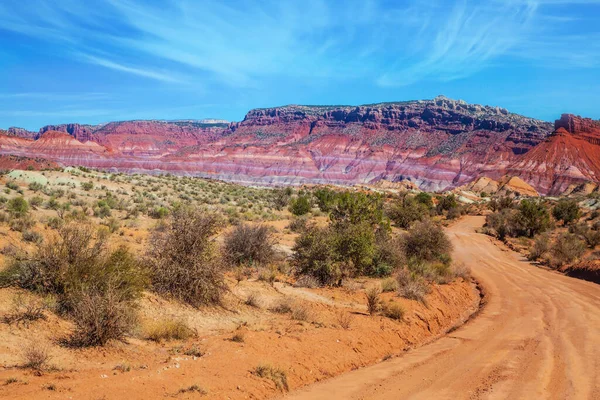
[2,92,111,101]
[0,0,599,87]
[77,53,182,83]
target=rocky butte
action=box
[1,96,599,195]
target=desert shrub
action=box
[329,191,387,229]
[70,284,138,346]
[270,297,293,314]
[485,209,515,240]
[415,192,433,208]
[81,181,94,191]
[29,196,43,208]
[245,292,262,308]
[288,195,311,216]
[398,276,430,302]
[21,230,42,244]
[3,223,145,313]
[290,303,312,321]
[314,188,337,212]
[223,224,275,266]
[146,207,225,307]
[553,199,581,225]
[335,311,353,329]
[380,277,398,293]
[292,226,341,285]
[403,220,452,264]
[446,206,463,220]
[293,274,320,288]
[288,216,309,233]
[381,302,405,321]
[149,206,169,219]
[550,233,586,267]
[6,181,19,191]
[386,195,428,229]
[365,287,381,315]
[7,197,29,217]
[272,188,292,210]
[2,294,48,326]
[528,233,550,261]
[178,385,207,395]
[335,221,377,276]
[436,194,458,214]
[142,317,195,342]
[451,262,471,279]
[253,364,289,391]
[570,223,600,248]
[488,196,514,212]
[514,199,551,238]
[257,265,277,284]
[103,217,121,234]
[370,234,405,277]
[21,344,51,371]
[28,182,44,192]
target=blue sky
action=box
[1,0,599,130]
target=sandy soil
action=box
[285,216,600,400]
[0,271,478,400]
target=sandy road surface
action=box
[285,216,600,400]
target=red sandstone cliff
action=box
[2,97,598,194]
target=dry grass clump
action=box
[253,364,289,391]
[270,297,293,314]
[380,277,398,293]
[145,207,225,307]
[113,363,132,373]
[365,287,381,315]
[178,384,207,395]
[230,332,245,343]
[398,278,430,303]
[290,303,312,322]
[2,294,48,326]
[451,262,471,279]
[244,292,263,308]
[381,302,405,321]
[335,311,353,329]
[142,317,195,342]
[293,275,320,288]
[21,344,51,371]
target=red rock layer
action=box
[3,97,599,194]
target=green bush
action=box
[403,220,453,264]
[289,195,311,216]
[292,226,340,285]
[552,199,580,225]
[314,188,337,212]
[28,182,44,192]
[514,199,551,238]
[7,197,29,217]
[387,195,428,229]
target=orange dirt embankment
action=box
[0,275,480,399]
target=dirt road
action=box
[285,216,600,400]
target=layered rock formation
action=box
[1,96,599,194]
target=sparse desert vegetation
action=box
[0,167,479,399]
